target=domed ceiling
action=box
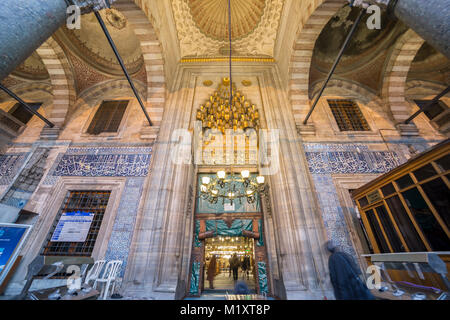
[310,6,407,95]
[172,0,283,57]
[55,8,143,76]
[188,0,265,41]
[408,42,450,85]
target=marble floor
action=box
[206,271,256,291]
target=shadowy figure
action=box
[207,255,218,289]
[241,255,250,280]
[229,253,240,281]
[234,281,250,295]
[326,240,374,300]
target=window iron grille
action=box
[42,190,111,256]
[87,100,129,134]
[328,99,370,131]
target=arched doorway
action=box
[187,172,270,297]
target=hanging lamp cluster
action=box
[196,77,260,133]
[199,170,266,205]
[198,0,267,205]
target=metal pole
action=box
[0,84,55,128]
[94,10,153,126]
[228,0,233,105]
[303,7,366,125]
[404,86,450,124]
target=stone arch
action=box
[311,78,395,137]
[312,78,393,126]
[114,0,166,127]
[59,79,147,139]
[406,80,447,96]
[289,0,346,126]
[382,29,425,124]
[0,82,53,102]
[78,78,146,104]
[311,78,383,106]
[35,37,76,128]
[0,81,56,144]
[65,78,146,123]
[0,82,54,120]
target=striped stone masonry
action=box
[289,0,346,126]
[383,29,425,124]
[36,38,76,130]
[115,0,166,127]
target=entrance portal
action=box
[187,173,270,298]
[204,236,256,291]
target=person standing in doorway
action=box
[207,255,218,289]
[326,240,374,300]
[242,255,250,280]
[229,253,240,281]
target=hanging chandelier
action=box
[200,170,266,205]
[198,0,267,205]
[196,77,260,134]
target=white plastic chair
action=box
[84,260,106,286]
[93,260,122,300]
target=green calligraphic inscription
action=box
[257,261,268,294]
[205,219,253,236]
[194,220,201,247]
[256,219,264,246]
[189,262,200,295]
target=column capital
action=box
[348,0,391,10]
[66,0,117,13]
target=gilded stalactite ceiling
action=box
[172,0,283,57]
[188,0,265,41]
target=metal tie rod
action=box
[303,6,366,125]
[0,84,55,128]
[94,10,153,126]
[404,86,450,124]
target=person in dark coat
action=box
[241,255,250,279]
[326,240,374,300]
[229,253,240,281]
[207,255,218,289]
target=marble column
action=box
[122,66,196,299]
[394,0,450,59]
[351,0,449,58]
[0,0,114,81]
[258,67,332,299]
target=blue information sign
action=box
[0,223,32,286]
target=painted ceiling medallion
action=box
[188,0,266,41]
[56,9,143,76]
[203,80,213,86]
[105,8,127,30]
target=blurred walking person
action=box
[207,255,218,289]
[327,241,374,300]
[229,253,240,281]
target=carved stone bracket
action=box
[40,126,61,140]
[296,123,316,136]
[396,123,420,136]
[67,0,116,13]
[348,0,391,9]
[139,125,160,140]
